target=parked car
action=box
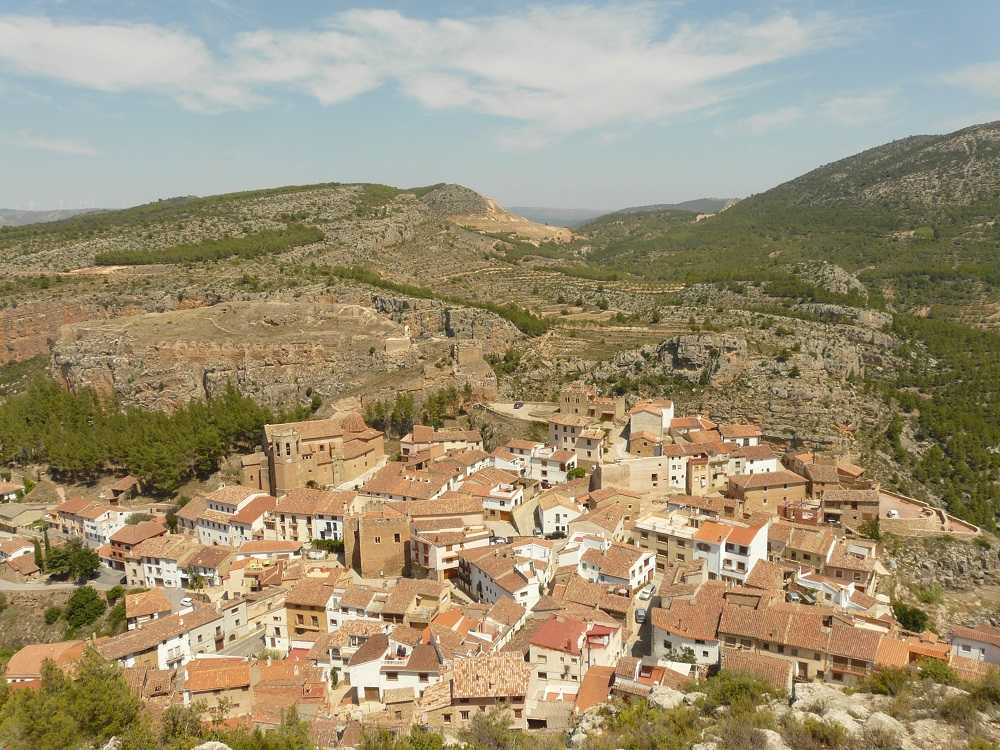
[635,608,647,624]
[180,597,193,608]
[637,585,653,601]
[513,400,524,409]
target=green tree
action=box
[892,602,929,633]
[64,586,106,630]
[44,540,99,582]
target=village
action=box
[0,382,994,747]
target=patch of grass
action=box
[912,582,944,605]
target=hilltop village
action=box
[0,382,993,747]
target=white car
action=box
[637,587,652,601]
[180,597,193,607]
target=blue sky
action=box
[2,0,999,211]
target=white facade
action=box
[653,628,719,667]
[83,510,128,548]
[312,513,343,542]
[539,502,583,536]
[951,634,1000,664]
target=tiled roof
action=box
[721,649,791,692]
[694,522,732,544]
[348,633,388,666]
[264,417,344,443]
[729,470,808,490]
[951,624,1000,648]
[125,588,173,619]
[174,497,210,522]
[572,505,626,534]
[132,534,198,561]
[184,661,251,692]
[185,545,233,569]
[286,577,336,608]
[828,622,882,662]
[803,464,842,484]
[736,445,777,460]
[232,494,277,523]
[582,543,648,580]
[452,654,531,698]
[4,641,86,678]
[651,598,722,642]
[53,496,93,515]
[486,597,525,627]
[238,540,303,555]
[6,555,39,575]
[549,413,595,427]
[277,488,351,516]
[410,425,482,444]
[530,615,587,655]
[575,665,614,712]
[110,520,165,546]
[97,606,222,661]
[0,536,32,556]
[744,560,786,591]
[719,424,763,439]
[205,485,265,505]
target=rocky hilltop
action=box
[51,295,514,409]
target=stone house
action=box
[243,413,385,497]
[727,470,809,515]
[343,508,411,578]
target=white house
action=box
[629,400,674,440]
[951,625,1000,665]
[0,536,34,562]
[537,493,584,536]
[692,519,769,584]
[719,424,762,447]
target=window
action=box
[461,711,470,721]
[419,673,429,682]
[443,714,452,724]
[394,533,401,543]
[374,536,381,544]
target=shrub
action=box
[937,692,981,731]
[700,670,776,712]
[916,657,956,685]
[105,585,125,606]
[782,716,853,750]
[856,667,913,696]
[891,602,929,633]
[913,583,944,605]
[44,606,62,624]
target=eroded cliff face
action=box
[50,298,516,410]
[0,302,130,365]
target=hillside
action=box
[0,207,100,227]
[613,197,738,215]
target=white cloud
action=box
[740,105,804,135]
[0,6,855,141]
[942,61,1000,98]
[8,129,97,156]
[820,90,895,126]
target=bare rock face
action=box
[0,301,131,365]
[658,333,748,381]
[50,299,504,410]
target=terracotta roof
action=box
[803,464,842,484]
[0,481,24,494]
[277,488,351,516]
[265,417,344,442]
[131,535,199,561]
[125,589,173,619]
[185,545,232,570]
[952,624,1000,649]
[174,497,210,523]
[74,503,118,520]
[486,597,525,627]
[572,505,626,534]
[671,415,717,431]
[729,470,808,490]
[694,521,732,544]
[505,439,540,451]
[736,445,777,460]
[726,523,764,546]
[744,560,786,591]
[238,540,303,555]
[53,496,92,515]
[110,520,165,546]
[721,649,791,692]
[4,641,86,679]
[651,598,722,642]
[97,606,222,661]
[348,633,389,666]
[110,475,139,492]
[719,424,763,439]
[286,577,336,608]
[205,485,265,505]
[232,494,277,524]
[184,661,251,692]
[409,425,482,444]
[575,665,614,712]
[452,654,531,698]
[0,536,33,556]
[530,615,587,655]
[6,555,39,575]
[828,622,882,662]
[582,543,649,580]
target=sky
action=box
[1,1,1000,211]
